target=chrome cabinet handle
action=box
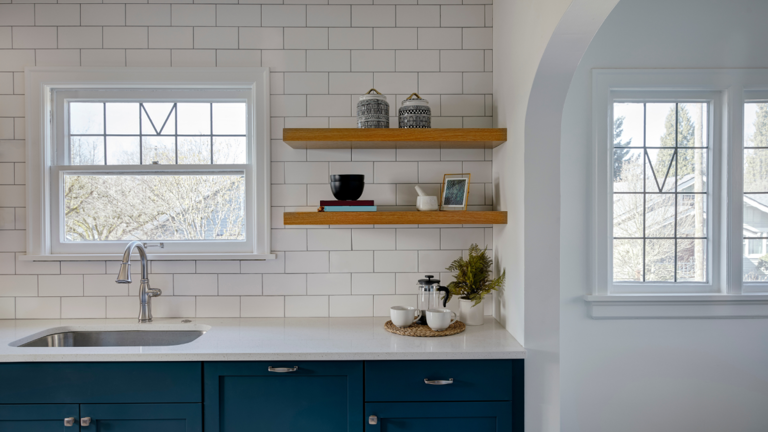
[64,418,75,427]
[81,417,92,427]
[424,378,454,385]
[268,366,298,373]
[369,415,378,425]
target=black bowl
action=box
[330,174,365,182]
[330,181,365,201]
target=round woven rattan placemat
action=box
[384,320,466,337]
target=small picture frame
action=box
[440,173,471,211]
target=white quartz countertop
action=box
[0,317,525,362]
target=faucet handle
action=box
[150,287,162,297]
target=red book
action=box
[320,200,374,206]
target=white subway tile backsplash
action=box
[441,5,484,27]
[352,50,394,72]
[374,28,416,49]
[106,297,135,318]
[174,274,218,295]
[373,294,415,316]
[352,5,394,27]
[463,117,492,128]
[352,229,395,250]
[36,4,80,26]
[330,295,372,317]
[308,5,351,27]
[241,252,286,274]
[197,296,240,317]
[442,94,485,116]
[264,273,306,295]
[440,50,484,72]
[418,161,461,183]
[263,50,307,71]
[352,272,394,294]
[272,228,308,251]
[0,29,9,50]
[374,250,417,272]
[62,297,106,319]
[395,50,439,71]
[82,49,127,67]
[308,229,351,251]
[373,73,417,94]
[39,275,83,296]
[219,274,263,296]
[0,254,16,275]
[271,95,307,116]
[285,296,328,317]
[0,231,25,253]
[0,51,35,72]
[216,5,261,26]
[217,49,261,67]
[374,161,417,183]
[0,5,34,26]
[328,73,372,94]
[286,117,330,128]
[195,27,238,49]
[418,73,461,94]
[307,149,351,161]
[418,250,460,272]
[81,4,125,26]
[272,140,307,161]
[441,148,485,161]
[152,296,196,318]
[396,5,439,27]
[307,95,351,116]
[197,260,240,274]
[353,149,397,161]
[285,28,329,49]
[441,227,485,249]
[0,298,13,319]
[462,72,492,94]
[149,27,193,49]
[463,28,492,49]
[16,297,60,319]
[152,260,196,273]
[395,272,422,294]
[84,275,129,296]
[104,27,148,49]
[12,27,56,49]
[306,50,351,72]
[462,161,492,183]
[240,28,284,49]
[263,5,307,27]
[286,251,329,273]
[173,5,215,26]
[307,184,336,204]
[285,162,329,184]
[15,254,59,275]
[272,184,308,206]
[0,275,37,296]
[330,251,373,273]
[127,5,171,26]
[359,183,397,205]
[307,273,351,295]
[241,296,284,317]
[0,208,13,229]
[329,28,372,49]
[396,228,439,250]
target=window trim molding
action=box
[25,67,274,261]
[589,68,768,318]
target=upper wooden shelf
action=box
[282,128,507,149]
[284,211,507,225]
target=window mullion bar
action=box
[139,103,143,165]
[643,103,647,282]
[103,103,107,166]
[674,102,678,282]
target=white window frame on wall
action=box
[586,69,768,318]
[24,67,274,261]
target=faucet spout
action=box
[116,241,162,323]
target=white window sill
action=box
[584,294,768,318]
[20,253,277,262]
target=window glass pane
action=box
[213,137,247,164]
[178,137,211,164]
[141,103,176,135]
[142,137,175,165]
[645,239,675,281]
[613,239,643,281]
[177,103,211,135]
[677,239,706,282]
[106,136,140,165]
[744,102,768,281]
[613,102,709,283]
[744,103,768,147]
[105,103,140,135]
[213,103,246,135]
[70,103,103,134]
[64,173,245,241]
[70,137,104,165]
[744,148,768,193]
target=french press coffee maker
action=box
[416,275,450,325]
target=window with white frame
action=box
[25,68,272,259]
[743,100,768,281]
[612,100,711,286]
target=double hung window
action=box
[26,68,272,259]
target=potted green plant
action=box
[446,244,506,326]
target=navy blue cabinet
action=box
[80,403,202,432]
[365,402,513,432]
[0,404,80,432]
[204,361,363,432]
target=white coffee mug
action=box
[426,308,458,331]
[390,306,422,328]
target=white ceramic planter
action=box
[459,298,484,326]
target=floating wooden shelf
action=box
[282,128,507,149]
[284,211,508,225]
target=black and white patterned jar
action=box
[357,89,390,129]
[398,93,431,128]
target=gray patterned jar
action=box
[357,89,390,128]
[398,93,431,128]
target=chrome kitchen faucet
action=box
[116,241,162,323]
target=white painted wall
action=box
[561,0,768,430]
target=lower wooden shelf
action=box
[283,211,507,225]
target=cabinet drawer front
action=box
[365,360,521,402]
[0,362,202,404]
[80,403,202,432]
[0,404,80,432]
[204,361,363,432]
[365,402,518,432]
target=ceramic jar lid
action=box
[359,88,388,101]
[401,93,429,107]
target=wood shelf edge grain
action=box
[283,211,508,226]
[282,128,507,149]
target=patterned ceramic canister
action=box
[398,93,431,128]
[357,89,390,128]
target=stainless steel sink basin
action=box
[10,325,210,348]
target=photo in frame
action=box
[440,173,471,211]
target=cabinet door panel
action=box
[79,403,201,432]
[0,404,79,432]
[365,402,516,432]
[205,361,363,432]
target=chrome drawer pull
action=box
[268,366,299,373]
[369,415,378,425]
[81,417,92,427]
[64,418,75,427]
[424,378,454,385]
